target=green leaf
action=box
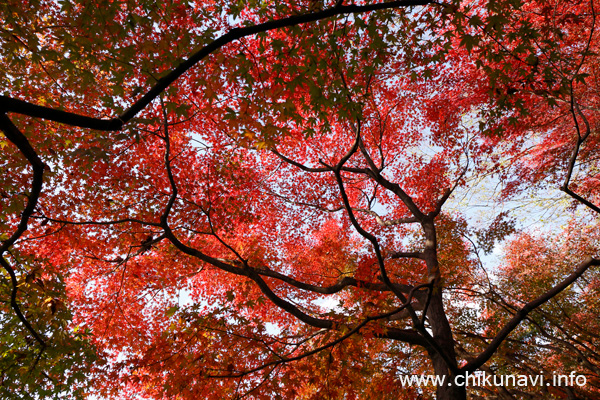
[165,305,179,317]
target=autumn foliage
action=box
[1,1,600,399]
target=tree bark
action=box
[421,217,467,399]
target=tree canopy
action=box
[1,1,599,399]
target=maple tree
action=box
[1,0,600,399]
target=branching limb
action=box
[388,251,424,259]
[271,149,329,173]
[560,5,599,214]
[560,90,600,213]
[208,283,431,379]
[253,267,422,298]
[353,208,419,226]
[324,126,406,301]
[430,162,469,217]
[158,137,337,330]
[31,215,162,228]
[525,315,600,375]
[462,256,600,372]
[272,148,371,175]
[0,0,434,131]
[323,126,458,373]
[0,113,47,348]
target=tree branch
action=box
[208,283,431,379]
[0,113,47,347]
[0,0,433,130]
[462,256,600,372]
[254,266,420,297]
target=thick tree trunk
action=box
[421,218,467,399]
[431,353,467,400]
[428,291,467,400]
